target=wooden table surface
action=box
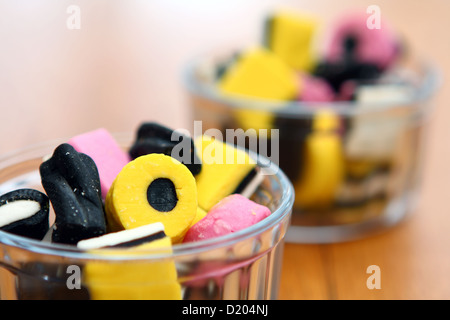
[0,1,449,300]
[280,87,450,300]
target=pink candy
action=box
[68,128,131,199]
[300,74,335,102]
[324,12,399,70]
[183,194,271,243]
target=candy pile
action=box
[0,122,271,299]
[0,122,270,245]
[209,10,415,213]
[217,10,404,104]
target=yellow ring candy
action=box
[105,154,197,243]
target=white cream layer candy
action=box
[77,222,166,250]
[0,189,50,240]
[0,200,41,227]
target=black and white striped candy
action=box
[0,189,50,240]
[77,222,166,250]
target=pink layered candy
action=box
[68,128,131,199]
[183,194,271,243]
[324,12,400,70]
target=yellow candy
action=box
[82,236,181,300]
[218,47,299,132]
[219,46,299,101]
[294,110,345,208]
[105,154,197,243]
[194,135,256,211]
[265,11,319,72]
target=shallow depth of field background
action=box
[0,0,447,152]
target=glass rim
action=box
[0,136,295,261]
[181,51,441,117]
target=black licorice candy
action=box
[273,116,313,182]
[0,188,50,240]
[147,178,178,212]
[129,122,202,176]
[313,36,381,93]
[39,143,106,245]
[313,60,381,93]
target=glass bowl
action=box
[0,133,294,300]
[182,50,440,243]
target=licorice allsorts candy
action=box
[312,12,401,94]
[313,60,381,94]
[293,110,345,209]
[68,128,131,199]
[79,222,182,300]
[0,188,49,240]
[273,116,313,182]
[218,47,299,134]
[183,194,271,243]
[106,153,197,243]
[194,135,257,211]
[323,12,400,71]
[218,46,299,101]
[40,143,107,245]
[263,11,318,72]
[77,222,167,250]
[129,122,201,176]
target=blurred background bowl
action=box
[183,48,440,243]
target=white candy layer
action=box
[77,222,165,250]
[0,200,41,227]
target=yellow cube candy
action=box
[82,235,182,300]
[218,46,299,131]
[194,135,256,211]
[264,11,319,72]
[218,46,299,101]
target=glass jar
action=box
[183,50,439,243]
[0,133,294,300]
